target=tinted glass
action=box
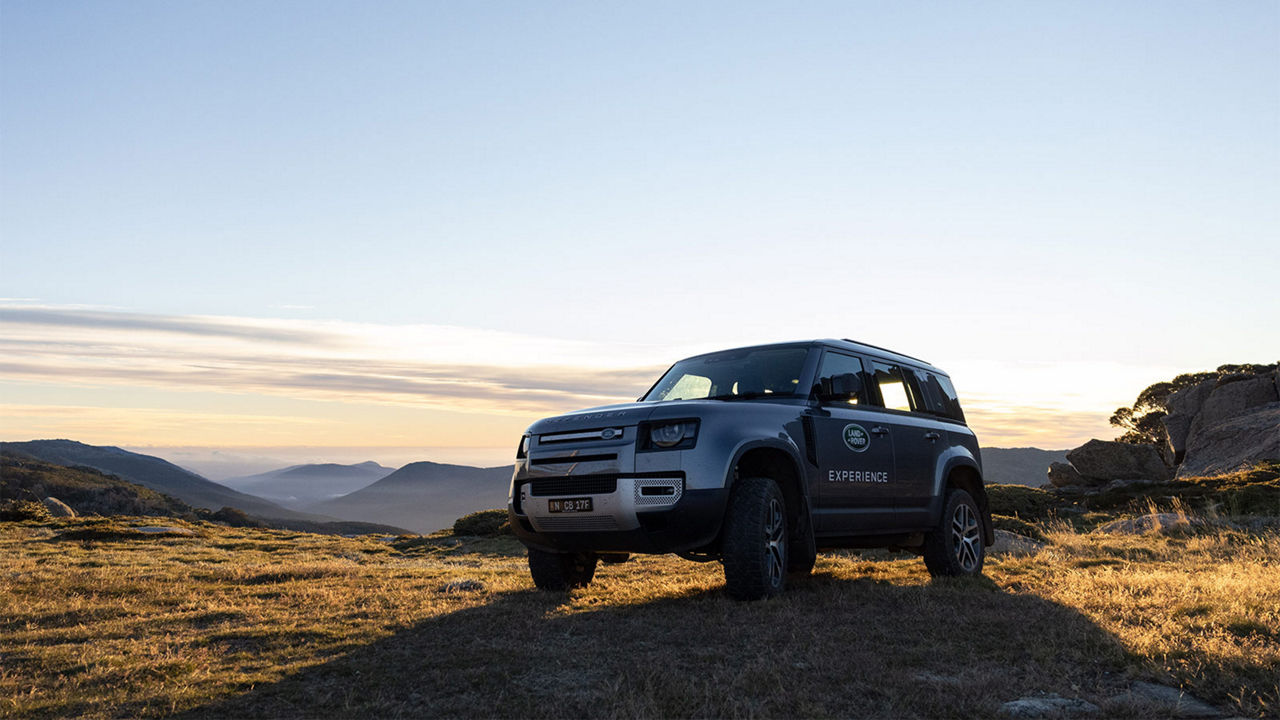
[643,347,809,402]
[815,351,864,404]
[868,362,916,412]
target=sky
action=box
[2,1,1277,476]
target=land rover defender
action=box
[508,339,993,600]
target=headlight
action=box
[643,420,699,450]
[516,434,530,459]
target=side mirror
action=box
[816,373,862,402]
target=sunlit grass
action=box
[1,514,1276,718]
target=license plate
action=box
[548,497,593,513]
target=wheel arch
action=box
[943,461,994,546]
[726,442,813,550]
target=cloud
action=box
[0,307,346,346]
[0,305,666,416]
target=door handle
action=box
[924,431,941,441]
[870,426,889,436]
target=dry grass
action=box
[2,514,1277,719]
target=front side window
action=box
[815,351,865,404]
[643,346,809,402]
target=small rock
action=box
[1129,681,1222,718]
[1096,513,1195,535]
[1099,478,1150,493]
[999,694,1100,718]
[989,530,1048,557]
[41,497,76,518]
[438,579,486,593]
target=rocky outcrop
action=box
[1162,371,1280,477]
[1179,404,1280,478]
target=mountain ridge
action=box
[0,440,331,523]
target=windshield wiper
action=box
[705,392,775,401]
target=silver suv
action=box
[508,339,992,600]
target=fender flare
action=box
[722,437,815,547]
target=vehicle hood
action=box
[526,402,658,434]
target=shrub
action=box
[453,509,512,537]
[987,484,1064,522]
[991,513,1046,540]
[0,499,52,522]
[208,506,263,528]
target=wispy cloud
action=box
[0,304,666,416]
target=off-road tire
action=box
[722,477,788,600]
[527,548,598,590]
[923,489,985,578]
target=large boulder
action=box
[1178,403,1280,478]
[41,496,76,518]
[1047,461,1091,488]
[1066,439,1172,482]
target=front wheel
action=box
[527,548,598,590]
[721,477,788,601]
[923,489,986,578]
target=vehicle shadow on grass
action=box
[173,566,1180,720]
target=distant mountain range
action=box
[980,447,1068,487]
[2,439,1063,535]
[305,461,513,534]
[220,461,394,509]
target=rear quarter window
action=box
[912,369,965,422]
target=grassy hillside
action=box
[1,440,324,522]
[1,451,194,517]
[3,485,1277,718]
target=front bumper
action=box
[509,475,727,554]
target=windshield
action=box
[642,346,810,402]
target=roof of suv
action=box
[680,339,950,377]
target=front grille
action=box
[536,515,619,532]
[529,477,618,497]
[530,453,617,466]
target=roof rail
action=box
[840,338,930,365]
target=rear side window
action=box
[868,362,916,412]
[912,369,966,422]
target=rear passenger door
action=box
[865,361,938,521]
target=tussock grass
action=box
[2,512,1277,718]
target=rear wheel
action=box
[923,489,985,578]
[721,477,788,600]
[527,548,598,590]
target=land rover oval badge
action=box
[601,428,617,440]
[843,424,870,453]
